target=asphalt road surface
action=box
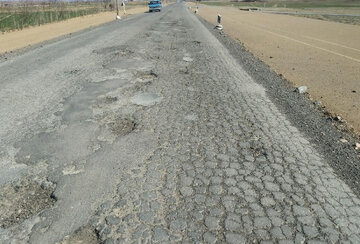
[1,3,360,243]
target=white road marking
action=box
[248,23,360,63]
[303,35,360,53]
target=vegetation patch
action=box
[0,2,146,32]
[0,9,100,32]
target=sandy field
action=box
[195,5,360,134]
[0,6,148,54]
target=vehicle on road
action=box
[149,0,162,12]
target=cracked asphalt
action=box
[1,2,360,243]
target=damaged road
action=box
[1,2,360,243]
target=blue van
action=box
[149,0,162,12]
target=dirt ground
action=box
[0,6,148,54]
[195,5,360,134]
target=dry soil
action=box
[196,5,360,134]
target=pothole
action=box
[141,33,151,38]
[103,58,150,71]
[185,114,198,121]
[60,226,99,244]
[130,93,163,106]
[104,96,118,104]
[108,118,136,136]
[135,70,158,83]
[62,165,85,176]
[0,178,56,228]
[93,45,133,57]
[179,66,190,74]
[92,72,132,83]
[64,69,81,75]
[183,57,193,62]
[113,49,134,57]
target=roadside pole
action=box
[195,0,199,14]
[122,0,126,15]
[216,13,223,30]
[116,0,121,19]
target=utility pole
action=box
[116,0,119,16]
[116,0,120,19]
[122,0,126,14]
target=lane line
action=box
[245,20,360,54]
[303,35,360,53]
[245,22,360,63]
[235,17,360,60]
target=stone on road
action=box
[0,3,360,244]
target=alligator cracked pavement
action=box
[1,2,360,244]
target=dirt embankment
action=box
[0,6,148,55]
[195,5,360,134]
